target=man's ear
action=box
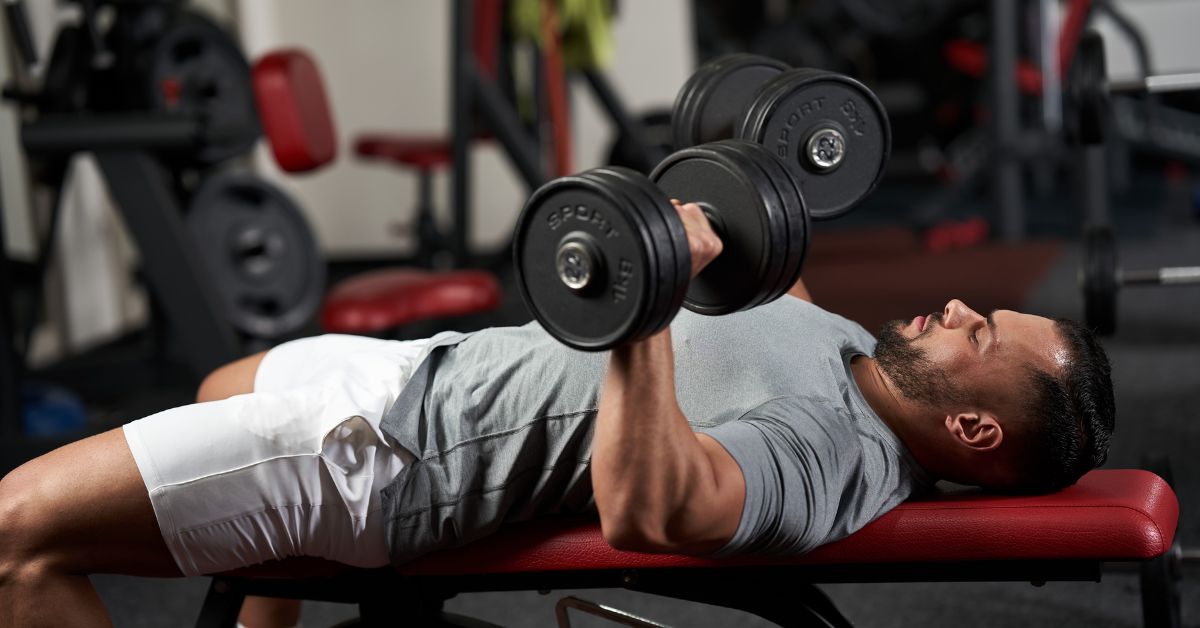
[944,412,1003,452]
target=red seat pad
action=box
[355,135,455,170]
[321,268,501,333]
[253,49,337,173]
[396,469,1178,576]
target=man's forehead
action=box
[998,311,1064,370]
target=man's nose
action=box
[942,299,984,329]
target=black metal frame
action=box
[195,559,1107,628]
[447,0,667,267]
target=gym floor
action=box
[70,195,1200,626]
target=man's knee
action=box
[0,465,62,580]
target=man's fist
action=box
[671,199,724,279]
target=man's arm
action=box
[591,201,746,555]
[592,331,746,554]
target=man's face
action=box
[875,300,1065,415]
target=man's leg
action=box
[0,428,183,627]
[196,352,303,628]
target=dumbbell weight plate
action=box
[187,173,326,339]
[148,10,259,164]
[1065,31,1109,146]
[1082,224,1118,335]
[672,54,790,150]
[732,138,812,302]
[738,68,891,220]
[514,176,670,350]
[698,141,791,309]
[576,169,682,344]
[591,167,691,336]
[651,141,793,315]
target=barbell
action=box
[514,140,810,351]
[1066,30,1200,146]
[1081,225,1200,335]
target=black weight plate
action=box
[1068,31,1109,146]
[737,68,891,220]
[672,54,790,150]
[651,143,783,315]
[577,169,677,341]
[187,173,325,339]
[513,175,658,350]
[1082,224,1118,335]
[42,26,90,113]
[148,10,258,164]
[606,109,673,174]
[597,167,690,334]
[728,140,811,303]
[700,141,790,309]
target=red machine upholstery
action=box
[355,135,456,170]
[253,50,338,173]
[251,48,502,335]
[353,0,503,170]
[397,469,1178,576]
[321,268,501,333]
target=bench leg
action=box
[194,578,245,628]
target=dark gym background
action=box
[2,0,1198,626]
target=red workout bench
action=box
[194,469,1179,627]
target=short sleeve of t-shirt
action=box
[700,395,864,557]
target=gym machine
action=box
[444,0,670,267]
[0,0,324,455]
[1064,31,1200,336]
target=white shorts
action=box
[123,333,445,576]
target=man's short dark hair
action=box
[1013,318,1115,493]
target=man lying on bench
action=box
[0,200,1114,628]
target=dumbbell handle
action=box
[1120,266,1200,286]
[1109,72,1200,94]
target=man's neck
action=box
[850,356,939,478]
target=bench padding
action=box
[397,469,1178,576]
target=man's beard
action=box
[874,313,968,410]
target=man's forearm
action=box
[592,329,715,549]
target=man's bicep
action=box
[676,433,746,552]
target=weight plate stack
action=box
[737,68,891,220]
[148,10,259,164]
[1082,224,1118,335]
[672,54,790,150]
[731,139,811,302]
[1066,30,1110,146]
[187,173,326,340]
[513,174,683,351]
[651,140,795,315]
[590,167,692,336]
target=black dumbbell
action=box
[513,140,810,351]
[1082,225,1200,336]
[672,54,891,220]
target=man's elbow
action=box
[599,513,673,553]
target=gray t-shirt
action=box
[378,297,931,564]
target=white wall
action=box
[1096,0,1200,80]
[235,0,693,258]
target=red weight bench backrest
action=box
[253,49,338,173]
[396,469,1178,576]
